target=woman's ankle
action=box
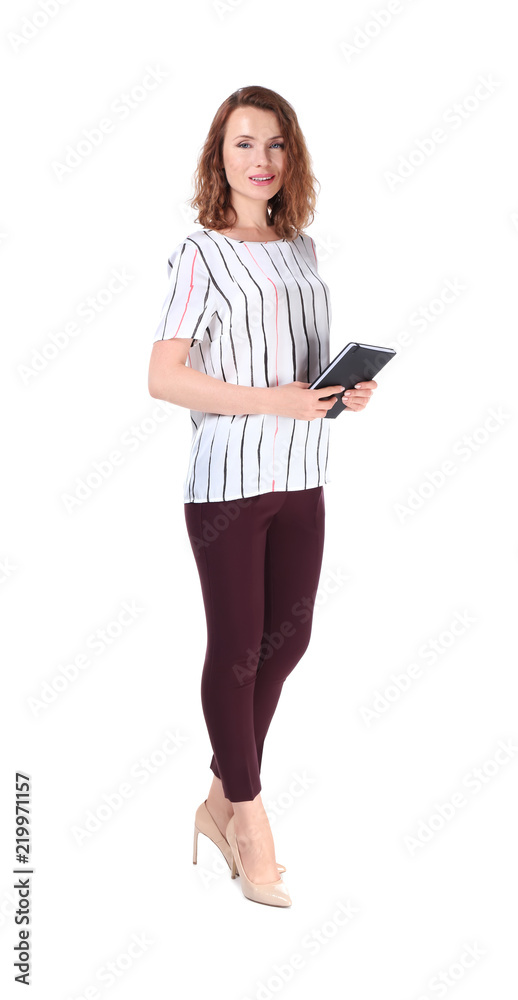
[207,777,233,812]
[232,797,270,834]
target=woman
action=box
[148,85,377,907]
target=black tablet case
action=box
[309,342,396,418]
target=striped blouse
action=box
[152,228,333,503]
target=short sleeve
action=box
[152,238,215,344]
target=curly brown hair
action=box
[189,85,320,242]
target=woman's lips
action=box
[249,175,275,185]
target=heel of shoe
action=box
[230,852,237,879]
[193,824,199,864]
[194,800,235,872]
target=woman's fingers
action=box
[343,384,376,410]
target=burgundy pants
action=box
[184,486,325,802]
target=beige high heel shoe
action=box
[193,800,286,876]
[225,815,292,907]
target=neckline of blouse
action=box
[205,229,297,244]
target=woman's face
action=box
[221,107,286,206]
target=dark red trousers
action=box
[184,486,325,802]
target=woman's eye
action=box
[236,142,284,149]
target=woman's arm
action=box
[148,338,274,416]
[148,339,345,419]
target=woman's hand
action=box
[341,379,378,411]
[269,381,348,420]
[268,379,378,419]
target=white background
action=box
[1,0,517,997]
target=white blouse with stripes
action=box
[152,228,333,503]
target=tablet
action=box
[309,342,396,418]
